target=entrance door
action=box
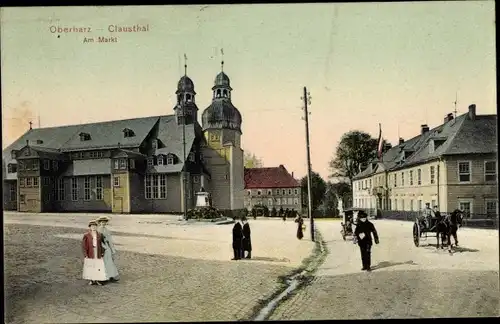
[113,197,123,213]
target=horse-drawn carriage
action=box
[340,208,367,241]
[412,209,464,252]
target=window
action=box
[401,199,405,211]
[32,160,39,171]
[394,199,398,210]
[26,177,33,187]
[430,166,435,184]
[294,198,299,205]
[57,178,65,200]
[410,200,414,211]
[167,156,174,165]
[20,178,25,187]
[401,172,404,186]
[431,199,436,208]
[193,176,200,184]
[276,198,281,205]
[114,160,120,169]
[119,158,127,169]
[288,189,292,195]
[188,152,195,162]
[113,176,120,187]
[147,158,154,167]
[294,189,298,195]
[417,200,422,211]
[84,176,91,201]
[247,190,251,196]
[71,178,78,201]
[288,198,293,205]
[10,184,16,201]
[409,171,414,186]
[97,151,104,158]
[8,164,17,173]
[268,198,273,206]
[43,177,50,185]
[130,159,135,169]
[257,190,262,195]
[484,161,497,182]
[458,162,471,182]
[267,190,272,195]
[89,152,97,159]
[485,199,497,217]
[369,179,372,188]
[145,174,167,199]
[152,139,158,150]
[282,189,286,195]
[79,132,91,141]
[393,174,397,187]
[417,169,422,185]
[53,161,59,171]
[458,200,472,218]
[158,155,164,166]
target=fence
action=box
[379,210,498,229]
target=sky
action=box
[1,2,496,180]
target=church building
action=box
[2,61,246,217]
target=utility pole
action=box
[301,86,314,242]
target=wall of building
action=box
[444,154,498,214]
[229,145,245,210]
[54,176,112,212]
[244,187,302,212]
[3,180,17,210]
[203,145,231,211]
[129,172,148,213]
[112,172,130,213]
[145,173,182,213]
[19,183,41,212]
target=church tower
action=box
[201,57,244,212]
[174,57,198,125]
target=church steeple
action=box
[212,49,232,100]
[174,54,198,125]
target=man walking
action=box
[354,211,379,271]
[232,217,244,260]
[242,217,252,259]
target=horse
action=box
[436,209,464,253]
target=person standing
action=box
[97,216,120,282]
[242,217,252,259]
[295,214,304,240]
[232,217,244,260]
[82,220,107,285]
[354,211,379,271]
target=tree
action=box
[244,152,263,168]
[329,181,352,209]
[329,130,391,185]
[300,171,327,214]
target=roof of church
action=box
[2,114,197,179]
[353,109,497,180]
[244,165,300,189]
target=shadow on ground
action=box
[423,244,480,253]
[371,260,417,270]
[245,256,290,263]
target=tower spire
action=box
[184,53,188,76]
[220,48,224,72]
[453,91,458,118]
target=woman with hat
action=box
[82,220,107,285]
[97,216,120,282]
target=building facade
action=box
[3,64,246,216]
[352,105,498,218]
[244,165,302,214]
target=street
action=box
[4,213,314,323]
[270,219,499,319]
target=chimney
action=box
[26,140,29,146]
[444,113,454,123]
[468,104,476,120]
[291,171,294,178]
[398,138,404,145]
[421,124,429,135]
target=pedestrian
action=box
[295,214,304,240]
[354,211,379,272]
[82,220,107,285]
[231,216,244,260]
[242,217,252,259]
[97,216,120,282]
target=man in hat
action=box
[97,216,120,282]
[231,216,244,260]
[82,220,107,285]
[242,217,252,259]
[354,211,379,272]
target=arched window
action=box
[216,89,221,98]
[177,94,182,104]
[223,89,228,97]
[186,94,192,102]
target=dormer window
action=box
[157,155,164,166]
[147,158,154,167]
[152,139,158,150]
[79,132,91,141]
[167,155,174,165]
[11,150,17,159]
[123,128,135,138]
[36,140,43,144]
[7,163,17,173]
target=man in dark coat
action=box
[354,211,379,271]
[242,217,252,259]
[232,217,244,260]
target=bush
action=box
[186,206,222,220]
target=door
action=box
[113,197,123,213]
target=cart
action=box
[340,208,366,241]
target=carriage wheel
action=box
[413,223,420,247]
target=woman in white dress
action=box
[97,216,120,282]
[82,220,107,285]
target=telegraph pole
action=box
[182,54,188,220]
[301,87,314,242]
